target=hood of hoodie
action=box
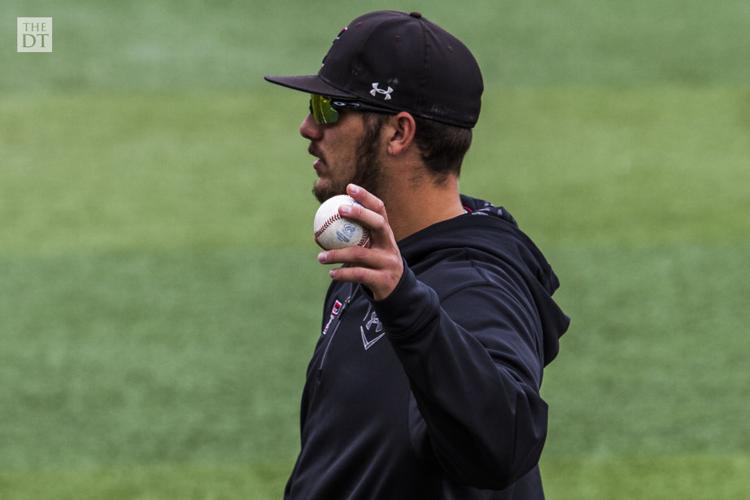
[396,194,570,365]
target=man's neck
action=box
[382,176,465,242]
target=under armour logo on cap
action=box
[370,82,393,100]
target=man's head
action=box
[265,10,483,201]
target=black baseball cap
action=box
[264,10,483,128]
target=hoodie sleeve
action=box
[373,261,548,490]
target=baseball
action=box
[313,195,371,250]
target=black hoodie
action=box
[284,195,570,499]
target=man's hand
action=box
[317,184,404,301]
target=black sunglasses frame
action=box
[329,99,396,115]
[309,94,396,125]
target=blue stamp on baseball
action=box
[336,223,357,242]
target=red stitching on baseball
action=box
[315,213,341,239]
[358,232,371,247]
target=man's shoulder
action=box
[413,246,523,301]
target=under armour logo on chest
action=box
[370,82,393,100]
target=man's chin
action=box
[312,180,346,203]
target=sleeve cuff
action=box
[373,259,440,340]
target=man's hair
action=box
[412,117,473,180]
[364,113,473,182]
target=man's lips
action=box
[313,158,325,173]
[309,145,326,172]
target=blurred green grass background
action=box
[2,1,749,498]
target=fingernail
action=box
[317,251,328,263]
[340,205,351,215]
[349,184,360,194]
[329,269,337,278]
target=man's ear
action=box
[385,112,417,156]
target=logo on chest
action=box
[322,299,344,336]
[360,305,386,350]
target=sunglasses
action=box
[309,94,395,125]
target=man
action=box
[265,10,570,499]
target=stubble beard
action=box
[313,115,384,203]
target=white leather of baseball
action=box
[313,195,371,250]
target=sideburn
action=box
[350,114,389,198]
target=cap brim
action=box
[263,74,355,99]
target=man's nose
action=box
[300,114,323,141]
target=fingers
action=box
[327,266,381,284]
[337,200,386,234]
[318,245,400,270]
[346,184,387,219]
[323,254,403,301]
[339,184,393,247]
